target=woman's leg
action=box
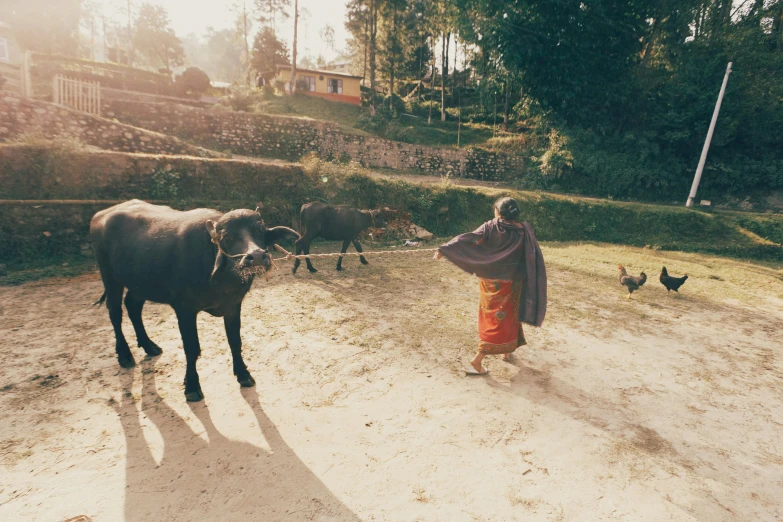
[469,352,488,374]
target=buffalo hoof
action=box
[185,389,205,402]
[336,266,344,271]
[142,342,163,357]
[118,356,136,369]
[308,267,318,273]
[238,375,256,388]
[360,259,369,265]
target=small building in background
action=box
[275,64,362,106]
[0,20,23,65]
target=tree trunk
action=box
[503,75,510,131]
[452,35,458,107]
[127,0,134,66]
[243,1,251,85]
[369,0,377,113]
[362,11,368,85]
[440,32,450,121]
[428,36,434,125]
[390,1,397,110]
[290,0,299,95]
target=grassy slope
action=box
[252,94,495,148]
[307,159,783,263]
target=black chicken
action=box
[660,266,688,294]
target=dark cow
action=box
[292,202,387,274]
[90,200,299,402]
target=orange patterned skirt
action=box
[478,279,526,355]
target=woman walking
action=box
[436,197,547,375]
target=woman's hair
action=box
[494,197,520,221]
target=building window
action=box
[0,38,9,63]
[327,78,343,95]
[301,75,316,92]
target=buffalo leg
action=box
[353,240,369,265]
[224,304,255,388]
[303,241,317,273]
[106,284,135,368]
[292,238,303,274]
[124,292,163,357]
[336,239,351,271]
[175,309,204,402]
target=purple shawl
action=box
[439,219,547,327]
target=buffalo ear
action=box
[255,205,263,215]
[207,220,226,285]
[206,220,219,241]
[264,226,301,247]
[210,251,227,285]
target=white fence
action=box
[52,74,101,116]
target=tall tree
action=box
[345,0,371,81]
[368,0,379,112]
[133,3,184,74]
[289,0,299,94]
[250,26,289,73]
[380,0,405,108]
[232,1,255,84]
[7,0,82,55]
[255,0,290,30]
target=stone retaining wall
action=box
[103,100,527,181]
[0,145,309,262]
[0,95,213,157]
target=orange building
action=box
[275,64,362,106]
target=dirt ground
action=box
[1,241,782,522]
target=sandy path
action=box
[1,242,782,521]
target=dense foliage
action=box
[343,0,783,201]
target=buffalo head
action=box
[207,209,300,282]
[369,209,388,228]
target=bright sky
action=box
[149,0,350,62]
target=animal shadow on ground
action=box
[487,364,776,522]
[113,362,359,522]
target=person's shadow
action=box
[114,361,359,522]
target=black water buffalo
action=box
[90,200,299,402]
[292,202,387,274]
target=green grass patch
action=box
[305,158,783,263]
[253,94,496,148]
[0,256,95,286]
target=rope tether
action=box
[272,244,439,261]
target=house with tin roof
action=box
[275,64,362,106]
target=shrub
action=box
[262,83,275,99]
[535,130,574,178]
[273,78,286,94]
[384,120,406,141]
[223,87,258,112]
[357,113,388,133]
[381,94,406,116]
[174,67,211,97]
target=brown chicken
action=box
[618,265,647,299]
[659,266,688,294]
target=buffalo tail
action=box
[93,292,107,307]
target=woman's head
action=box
[493,197,520,221]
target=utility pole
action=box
[686,62,732,208]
